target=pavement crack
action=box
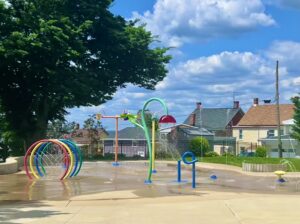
[224,201,243,224]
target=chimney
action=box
[253,98,259,107]
[196,102,202,109]
[190,113,196,126]
[233,101,240,109]
[263,100,271,104]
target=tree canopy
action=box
[0,0,171,149]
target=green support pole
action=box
[141,98,168,183]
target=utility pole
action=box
[276,60,283,158]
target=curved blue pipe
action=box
[34,142,50,177]
[60,139,79,177]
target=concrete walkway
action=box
[1,189,300,224]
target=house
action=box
[103,127,148,157]
[233,98,294,155]
[184,101,244,154]
[184,102,244,137]
[70,128,108,157]
[159,124,214,155]
[259,119,300,158]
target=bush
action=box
[255,146,267,158]
[131,154,143,160]
[222,152,235,157]
[188,137,210,157]
[205,151,219,157]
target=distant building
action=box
[70,128,108,157]
[259,119,300,158]
[184,101,244,137]
[233,98,295,155]
[159,124,214,154]
[184,101,244,154]
[103,127,148,157]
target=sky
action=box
[66,0,300,130]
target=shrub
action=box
[131,154,143,160]
[222,152,235,157]
[255,146,267,158]
[188,137,210,157]
[205,151,219,157]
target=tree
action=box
[292,96,300,142]
[83,115,104,158]
[83,115,103,130]
[137,110,159,131]
[0,0,171,151]
[47,120,77,139]
[188,137,210,157]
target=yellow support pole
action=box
[152,119,157,173]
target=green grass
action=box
[199,156,300,172]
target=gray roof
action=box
[184,108,243,131]
[180,126,213,136]
[106,127,146,140]
[159,124,213,136]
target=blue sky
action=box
[66,0,300,130]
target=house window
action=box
[239,129,243,139]
[267,130,275,138]
[132,140,138,147]
[280,129,284,136]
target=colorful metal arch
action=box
[24,139,82,180]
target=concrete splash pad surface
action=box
[1,161,300,201]
[1,161,300,223]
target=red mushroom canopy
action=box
[158,115,176,124]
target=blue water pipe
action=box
[177,160,181,182]
[112,162,120,167]
[181,151,198,188]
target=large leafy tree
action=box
[292,96,300,142]
[46,119,77,139]
[0,0,171,150]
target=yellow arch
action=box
[29,140,74,180]
[29,142,44,179]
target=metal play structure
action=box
[24,139,83,180]
[95,114,121,166]
[120,97,176,183]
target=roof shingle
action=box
[184,108,243,131]
[236,104,294,126]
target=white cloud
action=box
[265,0,300,10]
[265,41,300,73]
[67,41,300,129]
[131,92,146,99]
[134,0,275,46]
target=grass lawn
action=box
[199,156,300,172]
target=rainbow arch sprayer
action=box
[24,139,83,180]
